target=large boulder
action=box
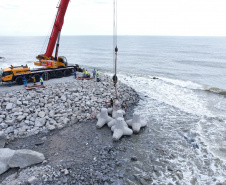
[0,148,16,175]
[8,149,45,168]
[0,131,6,148]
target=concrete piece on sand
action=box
[112,117,133,141]
[96,108,113,128]
[111,100,125,119]
[8,149,45,168]
[126,112,147,133]
[0,148,16,175]
[0,131,6,148]
[108,110,124,128]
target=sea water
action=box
[0,36,226,184]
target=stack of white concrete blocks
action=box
[96,100,147,141]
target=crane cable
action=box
[40,0,61,55]
[113,0,119,99]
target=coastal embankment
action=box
[0,73,141,184]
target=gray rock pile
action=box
[0,74,140,184]
[0,75,138,141]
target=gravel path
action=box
[0,74,77,93]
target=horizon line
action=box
[1,35,226,37]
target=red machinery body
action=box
[45,0,70,58]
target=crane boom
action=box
[45,0,70,58]
[35,0,70,68]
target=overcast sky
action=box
[1,0,226,36]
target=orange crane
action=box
[1,0,81,85]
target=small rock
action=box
[17,115,26,122]
[26,96,32,101]
[167,166,174,171]
[61,95,67,101]
[38,111,46,118]
[23,101,29,105]
[48,125,55,131]
[0,123,8,129]
[131,156,138,161]
[6,103,13,110]
[12,108,19,113]
[49,110,55,118]
[0,131,6,148]
[5,119,15,126]
[35,118,46,127]
[176,170,183,180]
[27,176,38,184]
[5,126,14,134]
[63,169,69,175]
[16,100,22,105]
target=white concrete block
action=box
[96,108,113,128]
[126,112,147,133]
[112,117,133,141]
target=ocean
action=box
[0,36,226,184]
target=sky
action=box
[1,0,226,36]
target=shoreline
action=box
[0,73,140,184]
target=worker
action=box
[83,69,85,78]
[92,69,96,79]
[32,76,36,85]
[113,74,118,87]
[85,69,88,78]
[22,76,27,87]
[74,68,77,78]
[96,70,100,82]
[40,75,44,87]
[87,72,90,78]
[110,98,114,107]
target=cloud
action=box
[1,0,226,36]
[0,4,19,9]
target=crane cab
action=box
[34,55,68,69]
